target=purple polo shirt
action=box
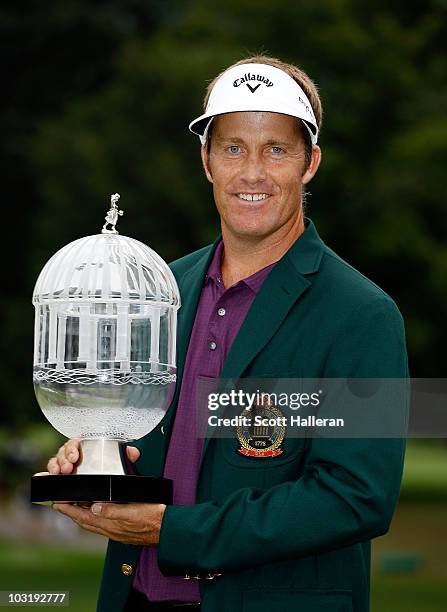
[133,240,275,602]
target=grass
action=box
[371,575,447,611]
[400,440,447,499]
[372,441,447,611]
[371,501,447,611]
[0,541,103,611]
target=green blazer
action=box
[97,218,409,612]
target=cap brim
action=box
[189,111,318,144]
[189,114,213,136]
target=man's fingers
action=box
[44,438,81,479]
[47,457,61,474]
[90,502,124,520]
[58,456,75,474]
[90,502,164,522]
[90,502,147,520]
[53,439,81,474]
[53,504,108,537]
[54,503,121,532]
[64,439,80,463]
[52,501,164,546]
[126,446,141,463]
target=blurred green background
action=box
[0,0,446,610]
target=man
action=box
[47,55,409,611]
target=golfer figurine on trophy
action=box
[31,194,180,504]
[102,192,123,233]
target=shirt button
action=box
[209,341,217,350]
[217,308,226,317]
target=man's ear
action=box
[302,145,321,185]
[201,146,214,184]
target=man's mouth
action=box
[236,193,271,202]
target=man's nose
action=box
[241,152,267,184]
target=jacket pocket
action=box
[242,588,353,612]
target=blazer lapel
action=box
[220,258,310,380]
[200,218,325,460]
[221,218,325,380]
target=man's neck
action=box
[220,213,305,288]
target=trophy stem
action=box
[77,439,126,475]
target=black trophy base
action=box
[31,474,173,505]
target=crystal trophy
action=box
[30,194,179,504]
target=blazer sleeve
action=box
[157,295,409,575]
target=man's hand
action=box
[33,439,158,545]
[35,438,160,546]
[52,501,166,546]
[45,438,141,474]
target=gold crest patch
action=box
[236,397,286,458]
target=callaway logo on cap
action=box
[189,63,319,145]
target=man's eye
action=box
[271,146,284,154]
[228,145,241,154]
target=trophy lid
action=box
[33,194,180,307]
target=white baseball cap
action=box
[189,63,319,146]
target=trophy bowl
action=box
[30,195,179,504]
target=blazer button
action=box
[121,563,133,576]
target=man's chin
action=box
[224,224,274,241]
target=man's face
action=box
[201,111,320,241]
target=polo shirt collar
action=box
[204,239,275,293]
